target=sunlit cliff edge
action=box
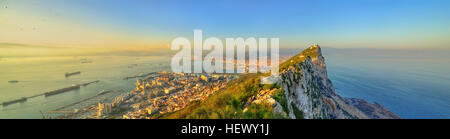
[162,44,400,119]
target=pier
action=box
[0,80,100,107]
[53,89,122,111]
[44,85,81,97]
[123,72,157,80]
[80,80,99,86]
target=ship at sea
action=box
[8,80,19,83]
[80,59,92,63]
[65,71,81,77]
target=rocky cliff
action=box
[277,44,400,119]
[163,44,400,119]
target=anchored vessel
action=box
[65,71,81,77]
[8,80,19,83]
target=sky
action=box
[0,0,449,50]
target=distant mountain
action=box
[163,44,399,119]
[0,43,63,48]
[0,42,174,57]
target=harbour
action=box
[53,89,123,112]
[0,55,173,118]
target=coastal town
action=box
[59,71,238,119]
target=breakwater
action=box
[0,80,100,107]
[123,72,157,80]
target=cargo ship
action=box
[80,59,92,63]
[8,80,19,83]
[65,71,81,77]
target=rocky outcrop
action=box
[345,98,400,119]
[243,88,288,117]
[277,44,399,119]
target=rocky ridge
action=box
[275,44,400,119]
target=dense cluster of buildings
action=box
[62,71,237,119]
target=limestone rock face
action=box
[244,88,288,117]
[277,44,399,119]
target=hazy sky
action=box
[1,0,449,49]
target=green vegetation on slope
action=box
[291,102,304,119]
[279,46,319,72]
[162,45,320,119]
[272,88,289,114]
[162,73,285,119]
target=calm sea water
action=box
[323,48,450,119]
[1,48,449,119]
[0,55,171,118]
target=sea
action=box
[0,55,172,118]
[0,48,449,119]
[323,48,450,119]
